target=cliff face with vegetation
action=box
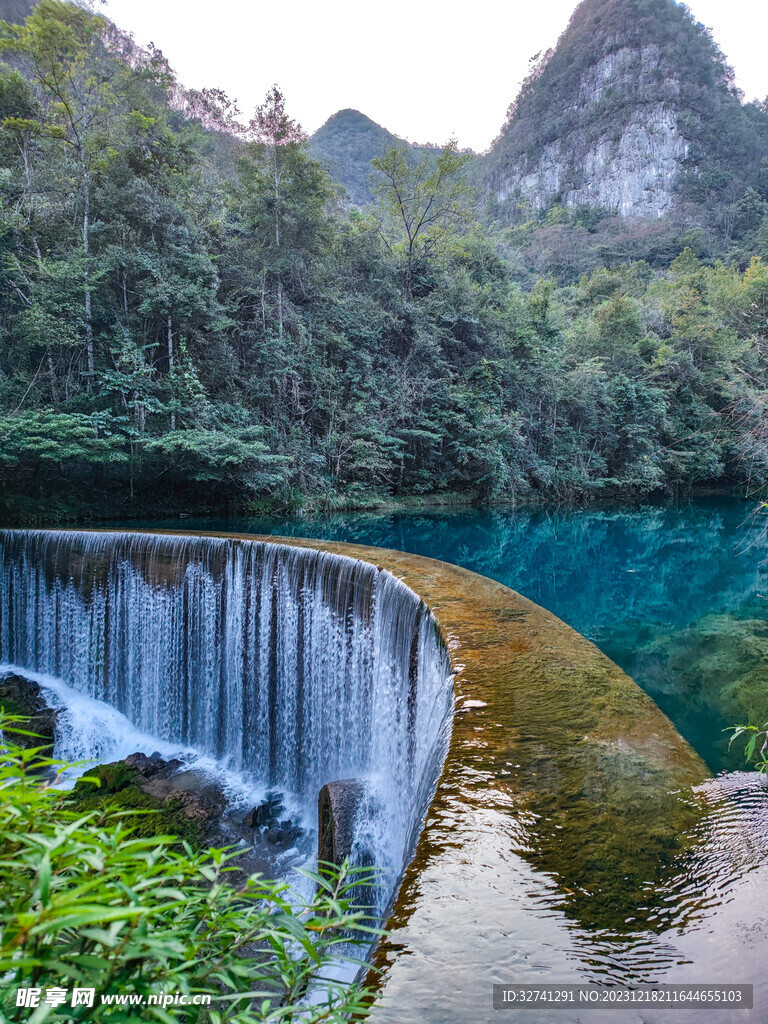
[496,43,688,218]
[485,0,768,221]
[0,0,35,24]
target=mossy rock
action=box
[69,761,208,848]
[75,760,141,795]
[0,673,59,761]
[645,614,768,723]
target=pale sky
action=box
[100,0,768,153]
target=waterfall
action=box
[0,529,453,895]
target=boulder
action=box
[0,672,59,752]
[317,779,367,867]
[68,750,309,886]
[71,756,227,844]
[264,819,302,846]
[150,758,184,779]
[123,751,184,780]
[165,788,221,822]
[124,751,165,777]
[141,769,226,821]
[243,791,284,829]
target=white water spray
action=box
[0,529,453,903]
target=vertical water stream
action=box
[0,529,453,898]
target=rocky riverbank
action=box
[0,671,309,880]
[0,671,59,753]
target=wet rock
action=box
[67,750,310,888]
[0,672,60,752]
[243,791,284,829]
[124,751,165,777]
[165,789,221,822]
[150,758,184,779]
[122,752,184,780]
[318,779,367,867]
[141,769,226,821]
[264,819,302,846]
[70,755,227,847]
[82,760,141,794]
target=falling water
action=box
[0,529,454,900]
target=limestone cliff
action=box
[485,0,768,221]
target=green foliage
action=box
[0,0,767,521]
[309,108,436,206]
[0,720,381,1022]
[371,142,474,300]
[726,720,768,774]
[0,412,128,465]
[142,430,288,487]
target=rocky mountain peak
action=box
[309,108,440,206]
[484,0,766,221]
[309,109,402,205]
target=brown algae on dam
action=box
[42,529,763,1022]
[132,531,717,1019]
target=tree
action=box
[244,85,308,340]
[1,1,123,379]
[371,142,473,300]
[233,105,331,342]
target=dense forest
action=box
[0,1,767,524]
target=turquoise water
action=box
[122,498,768,774]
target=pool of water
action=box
[125,498,768,774]
[59,501,768,1019]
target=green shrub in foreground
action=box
[0,719,380,1022]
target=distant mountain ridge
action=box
[312,0,768,223]
[309,108,439,205]
[5,0,767,224]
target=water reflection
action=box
[136,499,768,773]
[93,505,768,1021]
[369,771,768,1023]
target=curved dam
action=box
[0,529,453,905]
[1,529,766,1023]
